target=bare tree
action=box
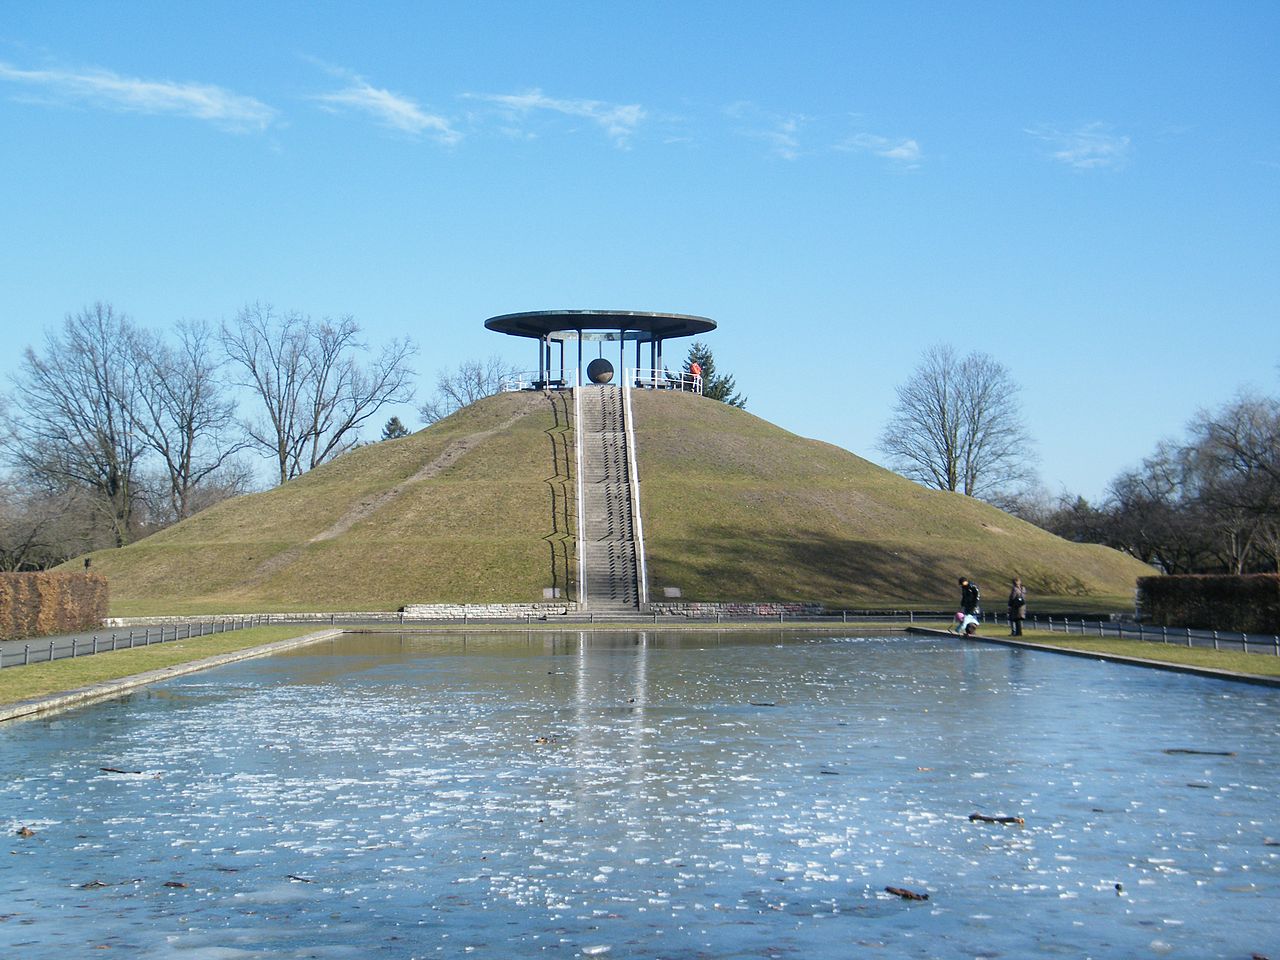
[879,344,1035,499]
[1105,444,1214,572]
[1,481,60,570]
[0,479,114,570]
[132,319,251,521]
[1,304,146,546]
[1184,393,1280,572]
[1041,492,1113,545]
[1096,394,1280,574]
[419,355,520,424]
[222,304,417,484]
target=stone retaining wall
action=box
[646,601,825,618]
[104,603,575,627]
[400,603,574,619]
[103,601,838,626]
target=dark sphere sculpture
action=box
[587,358,614,384]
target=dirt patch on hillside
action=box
[243,401,538,586]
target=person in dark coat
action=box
[1007,577,1027,636]
[958,577,980,618]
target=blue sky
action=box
[1,1,1276,500]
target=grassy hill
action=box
[81,391,575,616]
[632,390,1151,609]
[75,388,1151,616]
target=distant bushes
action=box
[1138,574,1280,634]
[0,571,109,640]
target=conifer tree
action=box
[380,416,410,440]
[684,341,746,408]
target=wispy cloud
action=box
[312,68,459,143]
[837,131,922,167]
[0,60,275,132]
[1026,122,1131,169]
[724,101,807,160]
[760,117,803,160]
[467,89,646,147]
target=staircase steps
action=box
[577,385,640,609]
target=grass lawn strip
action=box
[912,625,1280,683]
[0,626,339,720]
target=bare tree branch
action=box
[222,304,417,484]
[1,304,146,546]
[132,319,250,520]
[419,355,519,424]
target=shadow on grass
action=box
[648,525,993,606]
[542,391,574,599]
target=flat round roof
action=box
[485,309,716,340]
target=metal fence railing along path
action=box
[0,616,270,669]
[977,611,1280,656]
[6,609,1275,669]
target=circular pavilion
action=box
[484,309,716,389]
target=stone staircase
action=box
[577,385,641,610]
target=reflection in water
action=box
[2,630,1278,959]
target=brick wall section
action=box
[0,572,109,639]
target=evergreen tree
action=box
[381,416,410,440]
[684,341,746,408]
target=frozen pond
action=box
[2,630,1278,958]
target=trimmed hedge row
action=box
[1137,574,1280,634]
[0,572,109,640]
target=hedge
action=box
[1137,574,1280,634]
[0,571,109,640]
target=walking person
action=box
[1007,577,1027,636]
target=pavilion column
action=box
[538,335,546,385]
[576,330,583,386]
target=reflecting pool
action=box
[2,631,1278,958]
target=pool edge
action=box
[0,629,344,724]
[907,626,1280,687]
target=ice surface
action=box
[1,630,1278,958]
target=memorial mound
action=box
[72,390,1151,615]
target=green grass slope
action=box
[632,390,1152,609]
[77,391,575,616]
[78,387,1149,616]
